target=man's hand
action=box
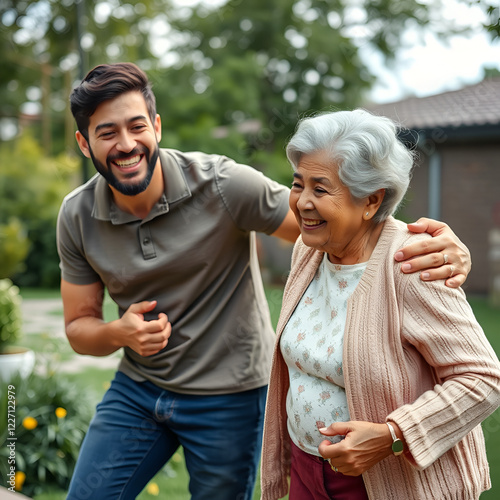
[62,280,171,357]
[119,300,171,357]
[394,218,471,288]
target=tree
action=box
[481,1,500,40]
[148,0,499,181]
[152,0,438,179]
[1,0,496,286]
[0,0,176,153]
[1,0,496,170]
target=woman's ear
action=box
[75,131,91,159]
[364,189,385,220]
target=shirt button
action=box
[143,237,151,245]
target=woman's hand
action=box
[318,421,394,476]
[394,218,471,288]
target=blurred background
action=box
[1,0,499,291]
[1,0,499,498]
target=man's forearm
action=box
[65,316,122,357]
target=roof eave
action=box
[399,123,500,145]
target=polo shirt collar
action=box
[92,148,191,224]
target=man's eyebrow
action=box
[128,115,148,123]
[94,115,148,134]
[94,122,115,134]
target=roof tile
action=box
[368,77,500,129]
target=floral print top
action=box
[280,253,367,456]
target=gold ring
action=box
[329,460,338,473]
[443,254,448,265]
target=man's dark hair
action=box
[70,62,157,139]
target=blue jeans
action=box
[66,372,267,500]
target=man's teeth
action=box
[303,220,323,226]
[114,155,141,167]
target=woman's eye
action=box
[292,182,303,189]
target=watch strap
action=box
[386,422,404,456]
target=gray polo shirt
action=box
[57,148,290,395]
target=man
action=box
[57,62,470,500]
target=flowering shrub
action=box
[0,278,22,353]
[0,370,92,497]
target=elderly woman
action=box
[260,109,500,500]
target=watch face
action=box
[392,439,404,454]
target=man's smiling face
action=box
[81,91,161,196]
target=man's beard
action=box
[88,143,160,196]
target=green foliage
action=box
[0,279,23,352]
[482,1,500,40]
[0,0,178,149]
[3,0,492,181]
[0,133,79,287]
[0,217,30,278]
[0,371,92,497]
[151,0,449,181]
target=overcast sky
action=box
[364,21,500,104]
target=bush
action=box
[0,278,22,352]
[0,132,79,288]
[0,218,30,279]
[0,370,92,497]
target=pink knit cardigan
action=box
[261,217,500,500]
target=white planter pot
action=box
[0,347,36,381]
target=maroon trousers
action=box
[289,441,369,500]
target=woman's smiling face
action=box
[289,150,371,262]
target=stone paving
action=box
[21,298,121,373]
[21,298,66,338]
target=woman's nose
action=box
[296,190,314,211]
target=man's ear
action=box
[154,114,162,143]
[75,131,91,158]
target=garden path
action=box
[21,298,120,373]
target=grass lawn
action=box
[466,296,500,500]
[19,288,500,499]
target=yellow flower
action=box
[146,482,160,496]
[55,407,67,419]
[22,416,38,430]
[15,471,26,491]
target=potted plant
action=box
[0,278,35,381]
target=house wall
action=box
[398,150,429,223]
[403,142,500,294]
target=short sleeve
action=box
[56,200,101,285]
[214,157,290,234]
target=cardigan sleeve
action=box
[387,275,500,470]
